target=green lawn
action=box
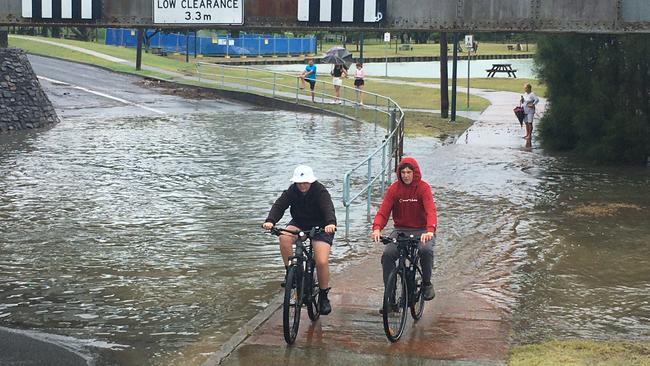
[510,340,650,366]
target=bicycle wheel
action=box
[306,260,320,321]
[382,268,408,342]
[410,264,425,320]
[283,266,302,344]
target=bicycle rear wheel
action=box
[382,268,408,342]
[306,260,320,321]
[410,265,425,320]
[283,266,302,344]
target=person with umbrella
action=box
[323,46,353,104]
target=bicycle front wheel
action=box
[306,260,320,321]
[410,265,425,320]
[283,266,302,344]
[383,268,408,342]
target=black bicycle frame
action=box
[392,237,421,306]
[288,238,315,304]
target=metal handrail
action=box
[194,62,404,238]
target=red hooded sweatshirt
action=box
[372,157,438,233]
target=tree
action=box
[535,34,650,164]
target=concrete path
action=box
[11,35,130,64]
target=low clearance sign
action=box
[153,0,243,24]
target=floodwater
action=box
[265,58,537,79]
[1,90,649,365]
[0,107,384,365]
[405,138,650,345]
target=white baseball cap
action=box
[290,165,317,183]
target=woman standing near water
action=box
[520,83,539,141]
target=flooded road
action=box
[1,57,649,365]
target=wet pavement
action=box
[214,253,508,366]
[209,88,539,366]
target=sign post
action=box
[384,32,390,77]
[464,35,474,109]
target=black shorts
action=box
[307,79,316,90]
[287,221,334,245]
[354,79,364,87]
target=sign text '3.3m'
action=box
[153,0,243,24]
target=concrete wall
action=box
[1,0,650,32]
[0,48,59,133]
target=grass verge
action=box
[510,340,650,366]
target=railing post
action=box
[273,73,277,98]
[399,112,405,159]
[343,173,350,238]
[374,94,378,126]
[381,143,386,192]
[389,108,397,158]
[366,158,372,219]
[296,77,300,104]
[387,99,391,130]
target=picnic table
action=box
[485,63,517,78]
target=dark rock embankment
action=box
[1,48,59,133]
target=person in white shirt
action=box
[353,62,365,106]
[520,83,540,141]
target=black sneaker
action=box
[319,288,331,315]
[422,283,435,301]
[378,303,399,315]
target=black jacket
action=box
[265,181,337,229]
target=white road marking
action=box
[38,76,167,115]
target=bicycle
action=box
[380,233,426,342]
[268,226,323,344]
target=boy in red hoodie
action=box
[371,157,437,305]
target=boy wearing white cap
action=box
[262,165,337,315]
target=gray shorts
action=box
[525,113,534,124]
[287,221,334,245]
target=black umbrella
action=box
[322,46,353,68]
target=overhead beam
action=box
[0,0,649,33]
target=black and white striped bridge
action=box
[0,0,649,33]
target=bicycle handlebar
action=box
[379,234,419,245]
[267,226,326,238]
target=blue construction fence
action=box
[105,28,316,57]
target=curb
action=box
[200,293,283,366]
